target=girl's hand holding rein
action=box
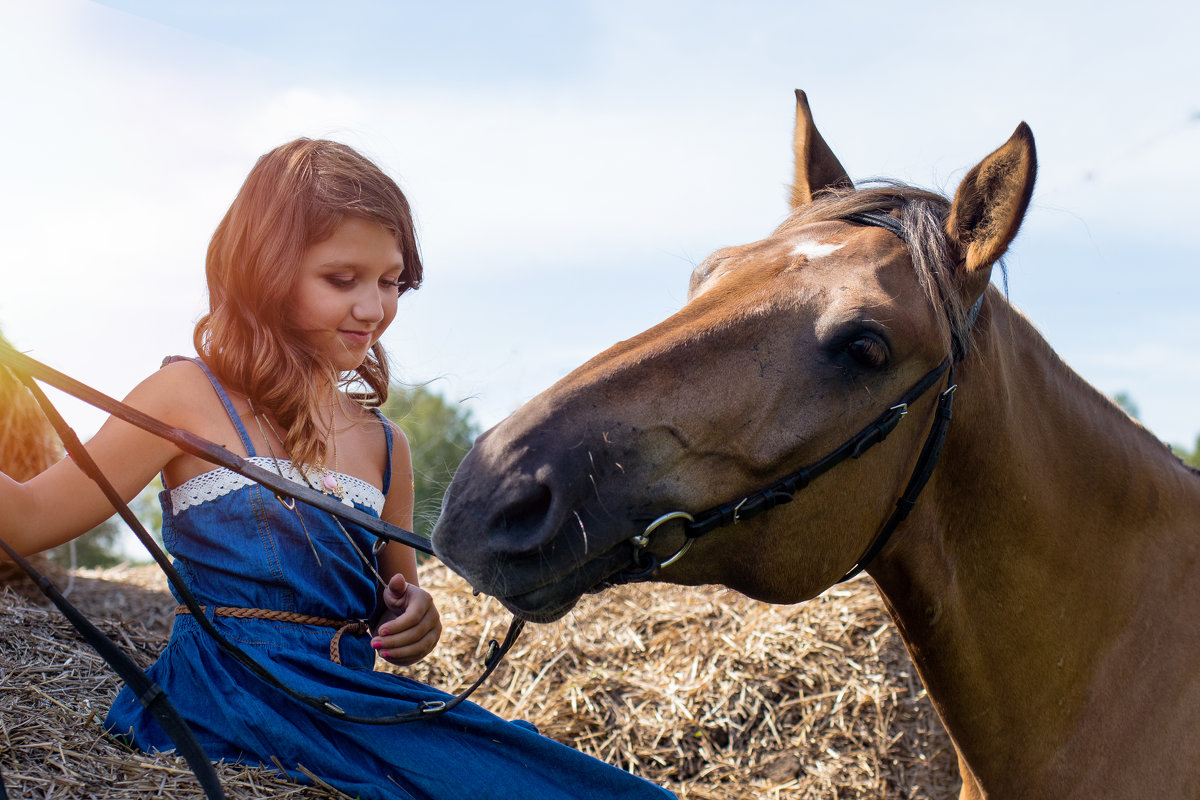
[373,572,442,666]
[0,137,450,667]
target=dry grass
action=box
[1,332,958,797]
[1,562,958,799]
[0,567,346,800]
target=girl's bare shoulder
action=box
[379,414,409,447]
[124,358,225,430]
[371,411,411,464]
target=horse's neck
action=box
[872,294,1200,798]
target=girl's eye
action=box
[846,333,889,369]
[326,275,354,288]
[381,277,408,296]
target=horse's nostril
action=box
[496,484,553,536]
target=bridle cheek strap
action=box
[685,357,950,539]
[622,357,955,582]
[837,366,956,581]
[621,208,977,584]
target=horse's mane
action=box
[775,183,976,361]
[778,186,1200,481]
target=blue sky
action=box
[2,0,1197,448]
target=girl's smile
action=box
[338,329,373,347]
[291,216,405,372]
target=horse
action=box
[432,91,1200,799]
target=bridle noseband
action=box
[618,210,978,584]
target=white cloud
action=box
[1,0,1196,448]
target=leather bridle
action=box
[616,210,978,585]
[0,209,976,797]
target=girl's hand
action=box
[372,573,442,666]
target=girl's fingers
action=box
[373,602,441,658]
[382,573,408,609]
[373,580,441,662]
[375,607,439,646]
[377,626,441,666]
[379,586,433,632]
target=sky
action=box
[1,0,1197,451]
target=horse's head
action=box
[433,91,1035,622]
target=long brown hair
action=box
[195,139,423,469]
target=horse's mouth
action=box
[496,586,584,623]
[449,541,644,623]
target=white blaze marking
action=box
[791,238,845,259]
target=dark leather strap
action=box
[0,538,227,800]
[5,356,523,727]
[0,343,432,555]
[616,207,980,585]
[1,347,525,734]
[838,366,957,581]
[681,358,951,540]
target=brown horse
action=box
[433,92,1200,799]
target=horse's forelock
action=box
[776,184,973,360]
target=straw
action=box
[1,563,958,798]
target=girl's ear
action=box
[945,123,1037,302]
[789,89,852,209]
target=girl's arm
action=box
[0,364,195,556]
[371,422,442,665]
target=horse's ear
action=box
[946,123,1037,297]
[790,90,852,209]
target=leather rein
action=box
[0,341,525,799]
[616,210,978,585]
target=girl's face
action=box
[290,216,405,372]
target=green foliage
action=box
[380,384,480,539]
[1115,391,1199,470]
[46,519,125,569]
[1177,434,1200,470]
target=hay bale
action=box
[0,572,347,799]
[1,563,958,798]
[0,339,59,484]
[0,346,61,589]
[403,567,959,799]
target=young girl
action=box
[0,139,672,799]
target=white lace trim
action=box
[169,457,385,516]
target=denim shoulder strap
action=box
[161,356,256,457]
[370,407,394,496]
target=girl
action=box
[0,139,672,799]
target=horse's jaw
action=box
[431,528,633,623]
[431,433,649,621]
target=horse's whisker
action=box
[573,510,589,554]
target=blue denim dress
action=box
[105,359,672,800]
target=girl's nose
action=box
[353,287,386,323]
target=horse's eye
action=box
[846,334,889,369]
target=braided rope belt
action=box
[176,605,369,665]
